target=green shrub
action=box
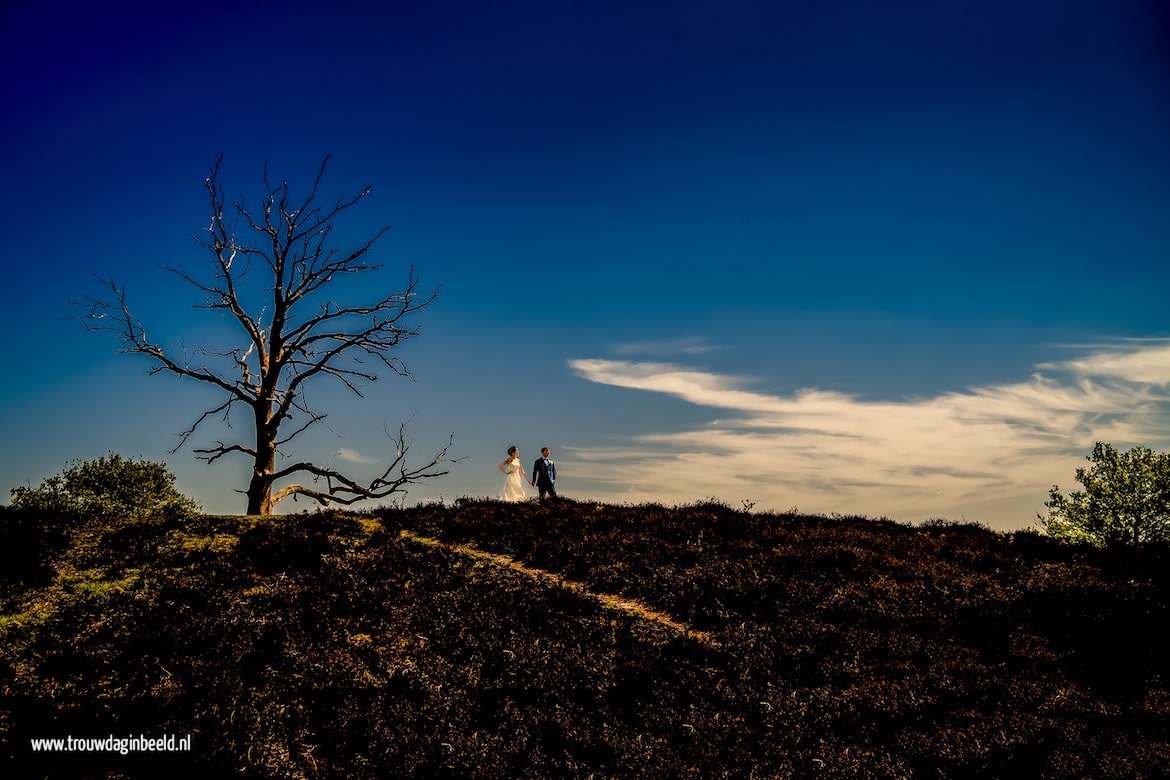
[8,453,199,521]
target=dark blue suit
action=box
[532,456,557,498]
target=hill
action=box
[1,498,1167,777]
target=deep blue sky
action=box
[2,0,1168,528]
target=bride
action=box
[498,445,533,502]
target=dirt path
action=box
[399,530,716,646]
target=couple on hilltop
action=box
[498,446,557,502]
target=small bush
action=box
[8,453,199,521]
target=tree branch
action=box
[269,427,459,507]
[73,274,249,402]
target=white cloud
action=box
[1040,340,1170,385]
[566,340,1170,529]
[611,336,720,356]
[335,448,378,465]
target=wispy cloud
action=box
[566,340,1170,528]
[1040,340,1170,385]
[611,336,720,357]
[336,448,378,465]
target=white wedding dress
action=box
[500,458,527,502]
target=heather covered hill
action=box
[1,499,1167,778]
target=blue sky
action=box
[2,0,1168,530]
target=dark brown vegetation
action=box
[1,498,1167,778]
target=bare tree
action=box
[77,154,454,515]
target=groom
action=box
[532,447,557,499]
